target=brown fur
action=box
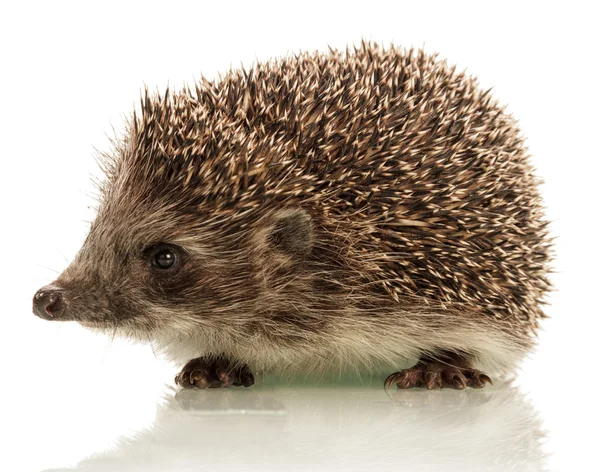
[40,42,553,380]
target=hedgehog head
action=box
[31,89,317,340]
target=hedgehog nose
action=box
[33,286,65,320]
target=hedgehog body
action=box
[33,43,552,387]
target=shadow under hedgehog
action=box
[32,42,553,390]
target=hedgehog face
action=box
[31,207,206,336]
[32,195,315,341]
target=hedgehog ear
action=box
[266,208,313,258]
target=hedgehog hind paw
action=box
[384,359,492,390]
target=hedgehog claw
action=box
[384,367,423,389]
[424,370,443,390]
[448,372,467,390]
[466,372,493,389]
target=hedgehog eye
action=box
[153,249,175,269]
[145,244,182,271]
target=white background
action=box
[1,1,598,471]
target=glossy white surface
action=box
[1,1,598,471]
[33,384,549,472]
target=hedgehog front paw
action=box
[175,355,254,389]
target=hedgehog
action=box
[32,42,552,390]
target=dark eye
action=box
[153,249,175,269]
[145,244,183,271]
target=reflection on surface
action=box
[45,382,548,471]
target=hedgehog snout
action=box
[33,285,66,320]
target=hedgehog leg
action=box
[384,351,492,390]
[174,354,254,389]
